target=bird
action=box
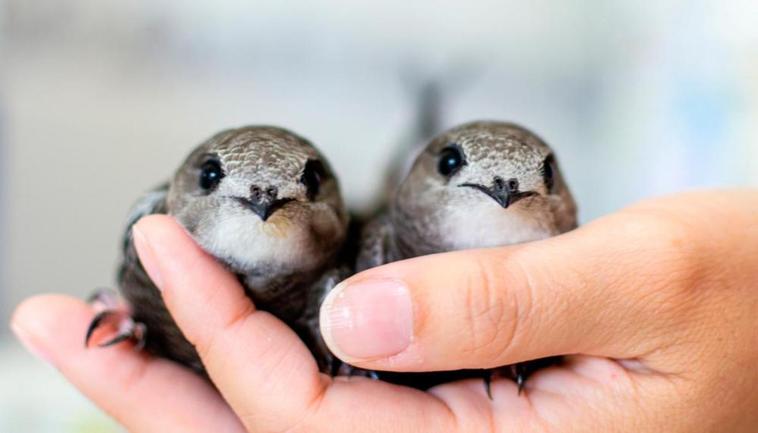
[355,120,578,394]
[86,126,350,374]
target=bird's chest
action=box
[398,203,558,256]
[239,270,312,323]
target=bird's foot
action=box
[85,289,146,350]
[85,310,146,349]
[479,364,527,399]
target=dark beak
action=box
[237,197,293,221]
[459,177,537,209]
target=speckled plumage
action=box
[111,126,349,372]
[356,120,578,390]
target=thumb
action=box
[319,201,705,371]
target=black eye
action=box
[541,154,555,192]
[437,145,465,177]
[301,159,326,200]
[199,159,224,191]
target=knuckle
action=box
[616,208,706,315]
[626,206,700,259]
[196,301,255,361]
[622,210,700,280]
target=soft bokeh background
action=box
[0,1,756,431]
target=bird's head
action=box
[167,126,348,275]
[393,121,577,254]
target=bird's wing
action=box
[125,184,169,231]
[116,183,205,371]
[118,182,169,270]
[374,81,443,211]
[119,183,169,264]
[355,212,397,272]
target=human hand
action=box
[11,189,758,432]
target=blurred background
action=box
[0,0,756,431]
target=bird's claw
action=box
[510,364,526,395]
[483,370,493,399]
[480,364,528,400]
[85,289,146,350]
[85,310,146,349]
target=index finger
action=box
[132,215,462,433]
[131,215,326,432]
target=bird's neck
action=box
[390,200,565,258]
[389,205,444,259]
[237,263,326,324]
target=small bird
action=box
[356,120,578,393]
[86,126,350,373]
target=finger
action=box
[319,201,707,371]
[10,295,245,433]
[132,215,328,433]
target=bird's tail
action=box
[375,79,444,213]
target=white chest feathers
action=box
[199,212,320,273]
[436,201,558,250]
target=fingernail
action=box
[320,278,413,360]
[10,320,55,366]
[132,225,165,289]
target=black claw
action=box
[509,364,527,395]
[516,374,526,395]
[483,372,493,400]
[85,310,145,350]
[85,311,118,347]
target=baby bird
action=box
[87,126,349,373]
[356,120,578,392]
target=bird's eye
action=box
[301,159,326,200]
[199,159,224,191]
[437,145,465,177]
[541,154,555,192]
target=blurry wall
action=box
[1,2,7,327]
[0,118,6,330]
[1,117,6,325]
[1,0,757,331]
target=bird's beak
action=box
[237,197,293,221]
[458,183,537,209]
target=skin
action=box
[11,189,758,432]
